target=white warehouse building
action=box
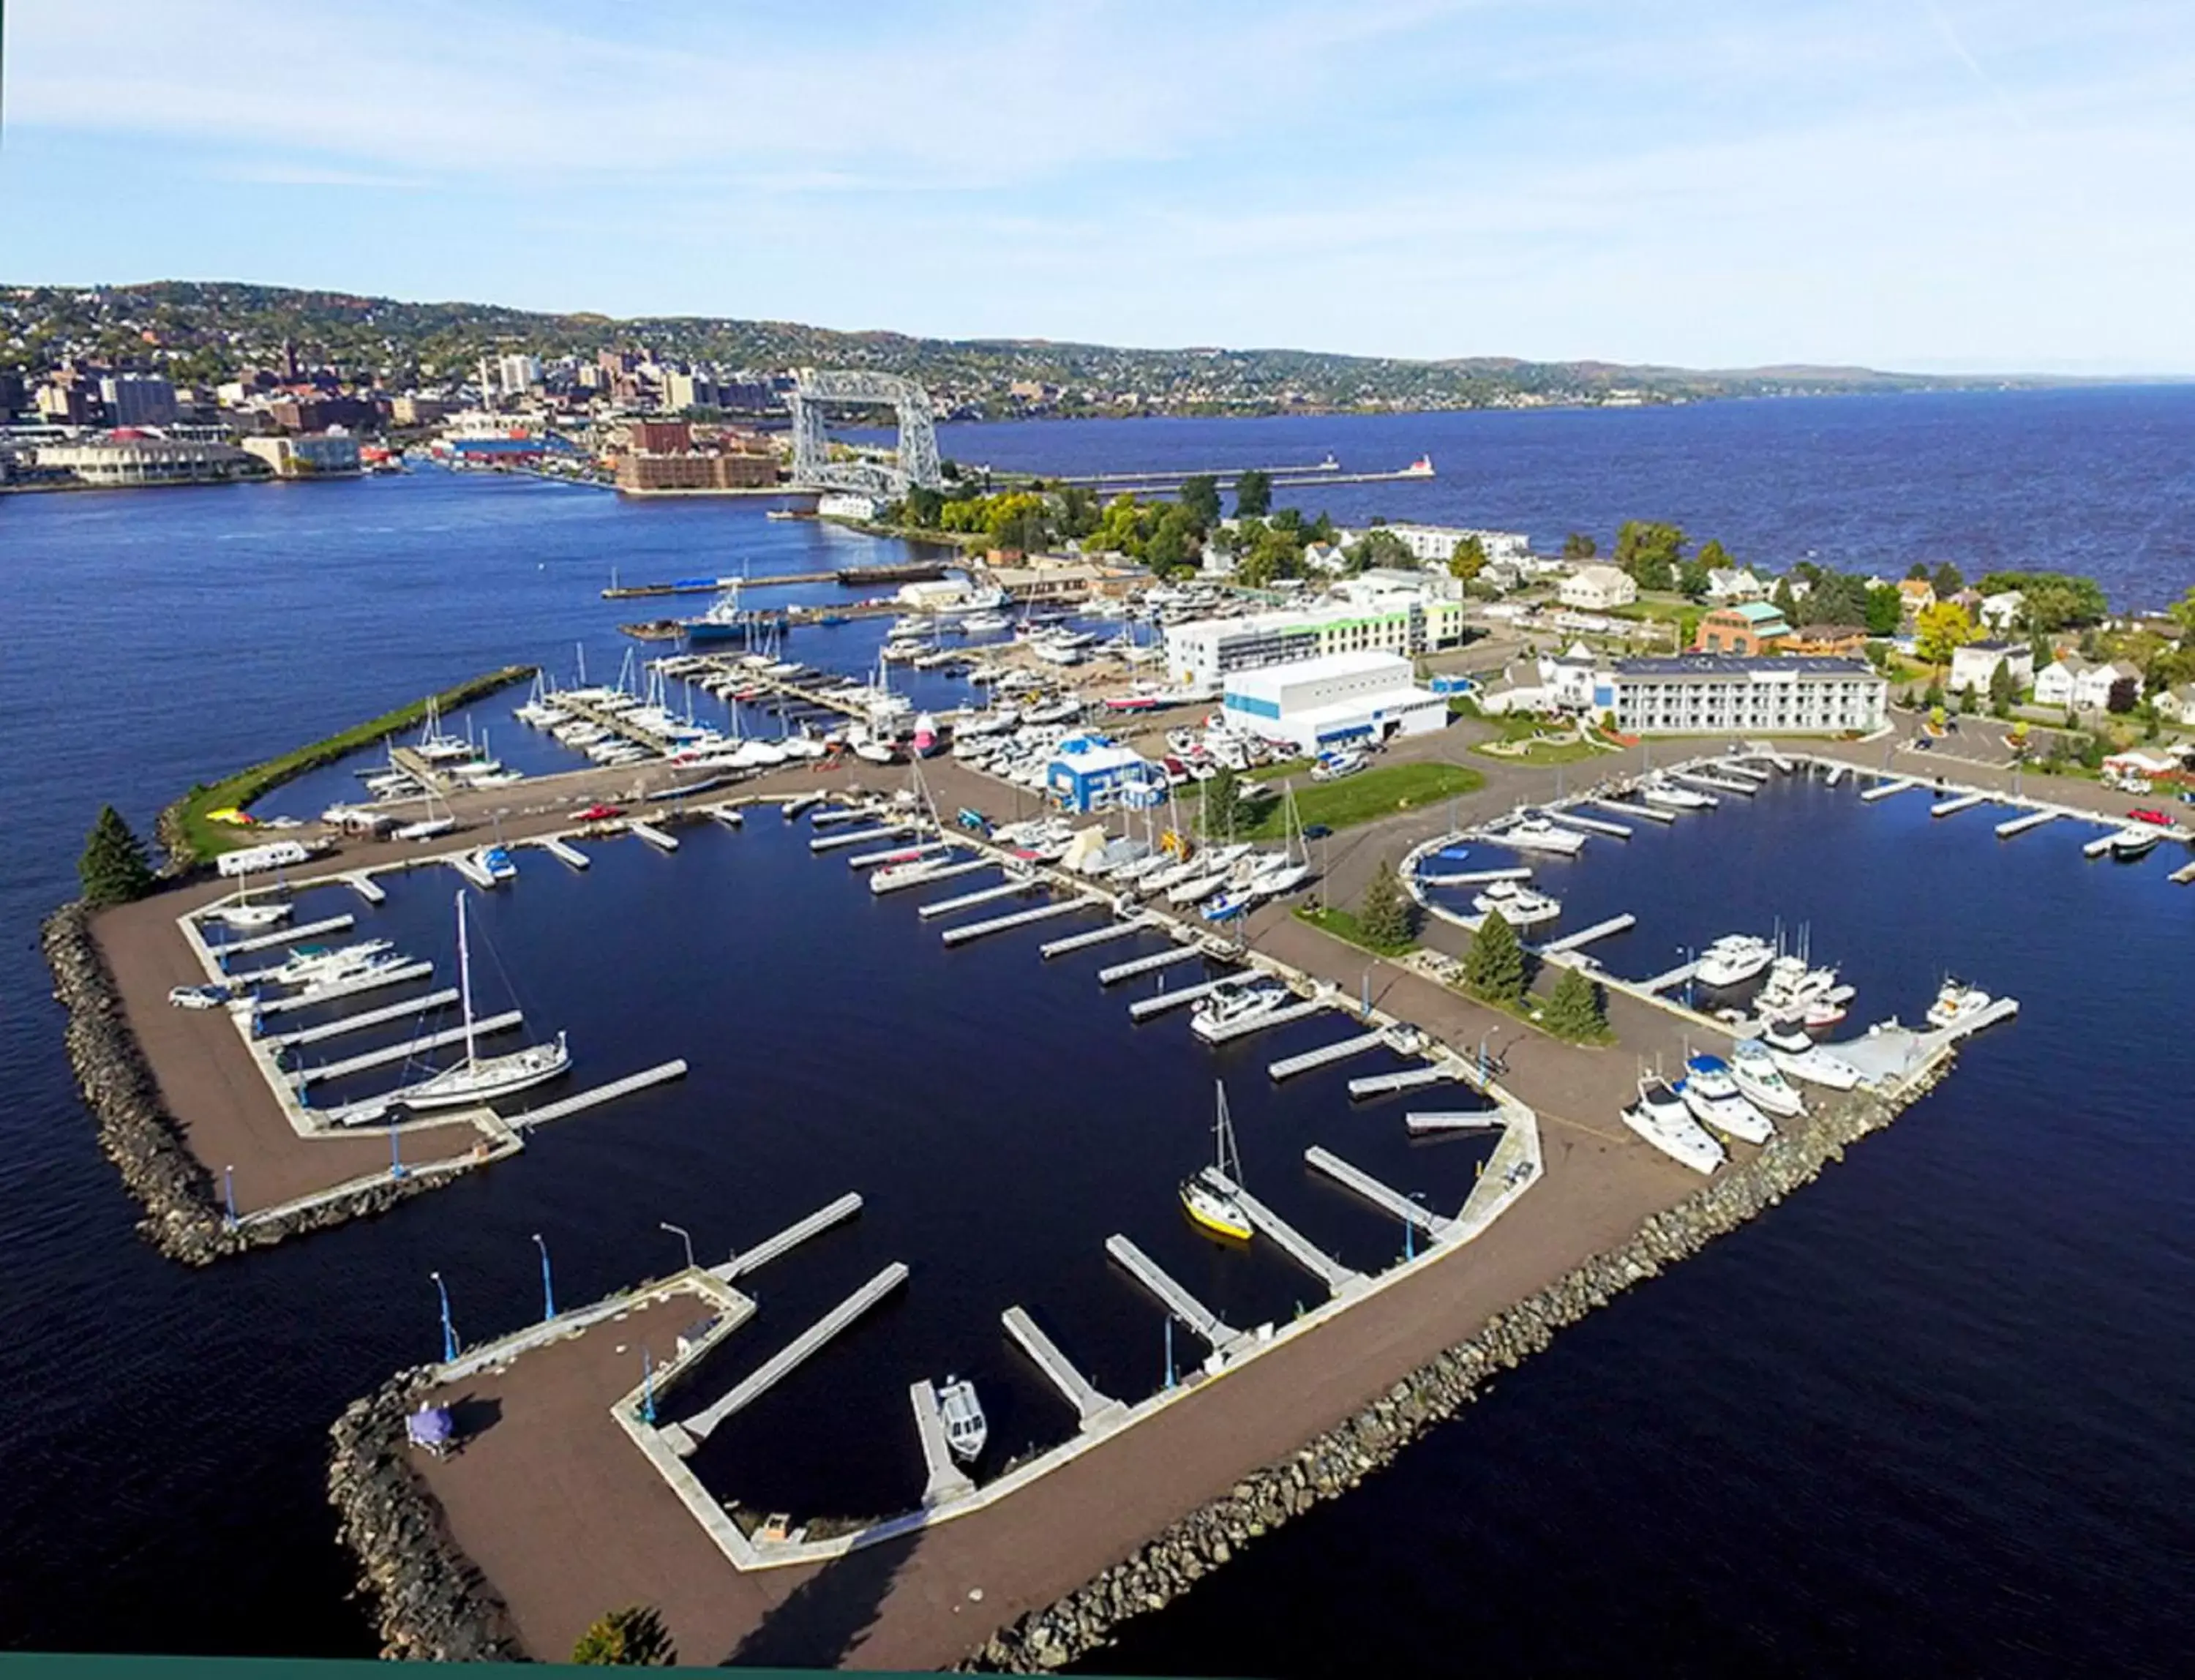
[1221,650,1450,754]
[1592,656,1887,735]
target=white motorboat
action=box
[473,844,519,885]
[1189,978,1293,1044]
[1761,1021,1863,1090]
[1637,775,1714,810]
[1496,817,1588,856]
[209,900,292,931]
[1729,1038,1807,1117]
[2109,825,2160,860]
[259,938,396,987]
[1472,879,1561,926]
[853,740,897,765]
[381,893,570,1113]
[938,1378,987,1462]
[1621,1076,1727,1175]
[1695,934,1775,989]
[394,814,458,842]
[1924,978,1994,1030]
[1678,1054,1775,1144]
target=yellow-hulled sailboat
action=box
[1180,1079,1253,1242]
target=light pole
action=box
[223,1164,236,1229]
[661,1220,696,1272]
[430,1271,458,1364]
[640,1346,658,1425]
[533,1233,556,1321]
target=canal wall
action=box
[327,1370,527,1662]
[961,1055,1951,1673]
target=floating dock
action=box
[506,1059,688,1129]
[266,988,460,1049]
[1418,866,1533,888]
[1098,945,1207,985]
[1305,1145,1453,1240]
[1201,1170,1361,1294]
[253,962,436,1016]
[1675,770,1755,796]
[1995,809,2060,839]
[1128,975,1239,1020]
[2082,832,2119,858]
[810,825,911,854]
[1861,776,1919,803]
[1550,810,1632,839]
[910,1381,977,1506]
[1003,1307,1123,1428]
[941,898,1092,947]
[872,858,989,895]
[1717,762,1772,784]
[1642,960,1699,994]
[1405,1110,1506,1137]
[716,1191,864,1281]
[629,820,679,852]
[1539,913,1637,954]
[709,805,746,830]
[343,872,387,904]
[1104,1234,1243,1354]
[1931,791,1988,818]
[449,852,496,889]
[1194,997,1327,1043]
[1039,918,1151,959]
[295,1010,522,1087]
[1267,1030,1387,1082]
[209,913,358,958]
[918,878,1032,919]
[1594,799,1674,824]
[529,836,590,869]
[2171,856,2195,885]
[808,807,866,827]
[1824,763,1849,787]
[672,1261,912,1448]
[1347,1062,1463,1099]
[847,839,950,870]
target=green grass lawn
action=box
[1292,904,1419,957]
[1229,760,1485,839]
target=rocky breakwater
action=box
[42,898,465,1264]
[965,1064,1948,1673]
[329,1371,525,1662]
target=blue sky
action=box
[4,1,2191,372]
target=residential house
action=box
[1704,567,1766,604]
[1302,540,1349,575]
[1557,563,1637,611]
[1896,578,1937,618]
[1948,640,2034,696]
[2035,655,2139,710]
[2153,683,2195,724]
[1782,623,1870,658]
[1693,599,1792,656]
[1978,590,2026,632]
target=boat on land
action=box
[1677,1053,1774,1144]
[1621,1074,1727,1174]
[938,1377,987,1462]
[1189,977,1293,1043]
[1181,1080,1253,1242]
[1761,1019,1864,1090]
[389,893,570,1111]
[1695,933,1776,989]
[1729,1039,1807,1117]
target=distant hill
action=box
[0,279,2061,416]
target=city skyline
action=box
[5,0,2194,375]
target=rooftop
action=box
[1611,654,1880,678]
[1224,649,1417,694]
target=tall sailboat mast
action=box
[454,891,477,1066]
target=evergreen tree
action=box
[1540,964,1607,1040]
[1178,474,1222,528]
[79,805,155,907]
[572,1605,675,1666]
[1561,530,1597,560]
[1987,657,2016,716]
[1357,858,1416,949]
[1233,469,1272,517]
[1203,766,1244,841]
[1463,907,1526,1003]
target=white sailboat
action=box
[397,893,571,1110]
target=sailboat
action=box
[1180,1080,1254,1242]
[397,893,571,1109]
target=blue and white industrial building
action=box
[1220,650,1449,755]
[1046,734,1167,813]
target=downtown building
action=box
[1592,655,1887,735]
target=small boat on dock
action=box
[2109,825,2161,860]
[938,1377,987,1462]
[1493,816,1588,856]
[1189,977,1292,1044]
[1621,1074,1727,1174]
[1637,775,1714,811]
[1181,1081,1253,1242]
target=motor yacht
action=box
[1924,979,1994,1030]
[1496,817,1588,856]
[938,1378,987,1462]
[1189,978,1293,1044]
[2109,825,2160,860]
[1472,879,1561,926]
[1695,934,1775,989]
[1637,775,1714,810]
[1761,1020,1863,1090]
[1621,1075,1727,1174]
[1676,1053,1775,1144]
[1729,1038,1807,1117]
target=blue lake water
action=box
[1,389,2192,1670]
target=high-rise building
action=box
[99,374,180,427]
[496,353,543,395]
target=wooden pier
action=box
[1305,1145,1453,1240]
[918,877,1032,919]
[506,1059,688,1129]
[1267,1030,1387,1082]
[630,820,680,852]
[1594,798,1675,824]
[1002,1307,1124,1428]
[1550,810,1632,839]
[941,898,1094,947]
[1931,791,1988,818]
[810,824,913,854]
[1347,1063,1463,1099]
[529,835,591,869]
[1861,776,1920,803]
[1404,1110,1507,1137]
[1104,1234,1244,1354]
[344,871,388,904]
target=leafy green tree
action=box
[1932,560,1965,599]
[1977,570,2108,631]
[1695,538,1733,574]
[1463,907,1526,1004]
[2167,585,2195,639]
[1905,561,1932,582]
[1344,527,1414,573]
[1145,504,1201,570]
[902,485,944,527]
[1178,475,1221,528]
[572,1604,675,1665]
[1677,559,1711,601]
[1539,965,1607,1040]
[1357,858,1417,949]
[1233,469,1272,518]
[2107,675,2139,714]
[1772,577,1799,622]
[1561,531,1597,560]
[1057,483,1101,539]
[1305,511,1337,545]
[79,805,155,906]
[1204,766,1244,840]
[1863,585,1904,637]
[1448,535,1487,582]
[1613,520,1685,593]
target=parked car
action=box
[1301,823,1333,840]
[2127,808,2171,826]
[578,802,626,821]
[168,984,232,1010]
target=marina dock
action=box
[266,988,461,1049]
[1002,1307,1124,1427]
[810,825,912,854]
[1193,997,1327,1043]
[1039,918,1151,959]
[918,877,1034,919]
[1404,1110,1505,1137]
[1674,770,1755,796]
[210,913,356,956]
[708,806,746,830]
[344,872,387,904]
[1550,811,1632,839]
[1995,809,2060,838]
[1420,866,1533,887]
[848,839,949,870]
[716,1191,865,1281]
[1861,776,1919,803]
[1127,975,1239,1020]
[629,820,679,852]
[2172,857,2195,885]
[506,1059,688,1129]
[1823,762,1850,787]
[1103,1234,1245,1354]
[1201,1170,1361,1294]
[1539,913,1637,954]
[1305,1145,1453,1241]
[1642,960,1699,994]
[1931,791,1988,818]
[529,835,591,869]
[672,1261,912,1449]
[1347,1062,1463,1099]
[1098,945,1208,985]
[295,1010,522,1087]
[910,1381,977,1506]
[254,961,436,1016]
[941,897,1095,947]
[1267,1030,1387,1082]
[872,858,990,895]
[1594,798,1674,824]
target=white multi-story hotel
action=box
[1592,656,1887,735]
[1362,522,1532,566]
[1163,589,1467,692]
